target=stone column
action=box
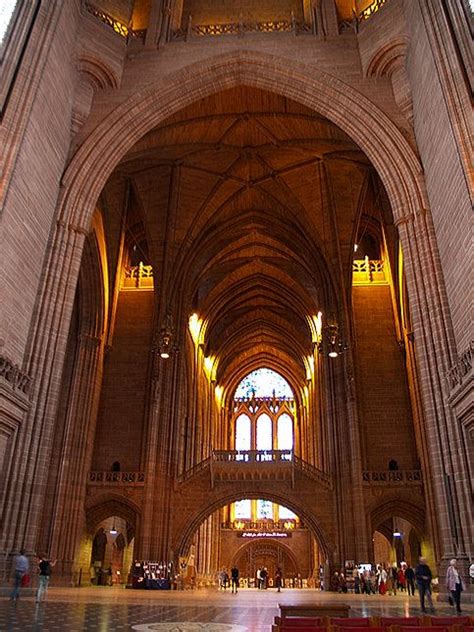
[0,222,87,562]
[397,209,473,588]
[48,333,104,583]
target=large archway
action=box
[60,50,426,234]
[25,49,453,584]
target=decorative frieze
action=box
[0,355,32,396]
[88,471,145,485]
[446,342,473,394]
[362,469,422,485]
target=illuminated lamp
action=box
[110,518,118,535]
[328,348,339,358]
[393,531,402,537]
[159,313,174,359]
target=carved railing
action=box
[340,0,388,33]
[176,450,331,489]
[173,14,311,41]
[293,455,332,487]
[0,355,32,396]
[122,263,154,289]
[446,342,473,393]
[352,258,386,284]
[362,470,422,485]
[360,0,388,21]
[212,449,293,463]
[84,2,147,41]
[176,456,212,484]
[88,471,145,485]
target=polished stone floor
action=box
[1,587,472,632]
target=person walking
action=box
[36,555,56,603]
[405,564,416,596]
[231,565,239,594]
[415,557,435,613]
[275,567,283,592]
[446,558,464,614]
[10,550,29,602]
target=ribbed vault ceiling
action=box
[114,86,377,391]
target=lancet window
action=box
[232,369,295,454]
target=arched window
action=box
[235,368,293,398]
[232,368,295,456]
[235,414,251,451]
[234,499,251,519]
[256,413,272,452]
[277,413,293,453]
[278,505,297,520]
[257,499,272,520]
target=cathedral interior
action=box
[0,0,472,603]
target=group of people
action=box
[217,566,240,593]
[217,566,284,592]
[332,557,466,614]
[10,550,56,603]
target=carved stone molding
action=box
[0,355,32,397]
[446,341,473,395]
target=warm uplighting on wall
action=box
[305,355,315,381]
[203,355,218,381]
[215,384,224,406]
[188,312,203,345]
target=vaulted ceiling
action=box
[111,86,385,389]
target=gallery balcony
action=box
[208,450,332,489]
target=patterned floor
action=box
[0,587,472,631]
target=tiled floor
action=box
[0,587,472,631]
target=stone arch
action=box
[85,494,141,540]
[230,538,301,575]
[60,49,426,235]
[368,498,426,539]
[172,489,332,563]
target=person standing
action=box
[10,550,29,602]
[231,565,239,594]
[446,558,464,614]
[275,567,283,592]
[405,564,416,596]
[415,557,435,613]
[36,555,56,603]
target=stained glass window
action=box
[257,499,272,519]
[234,499,251,519]
[278,505,297,520]
[235,368,293,399]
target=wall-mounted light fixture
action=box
[159,313,174,359]
[316,318,348,358]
